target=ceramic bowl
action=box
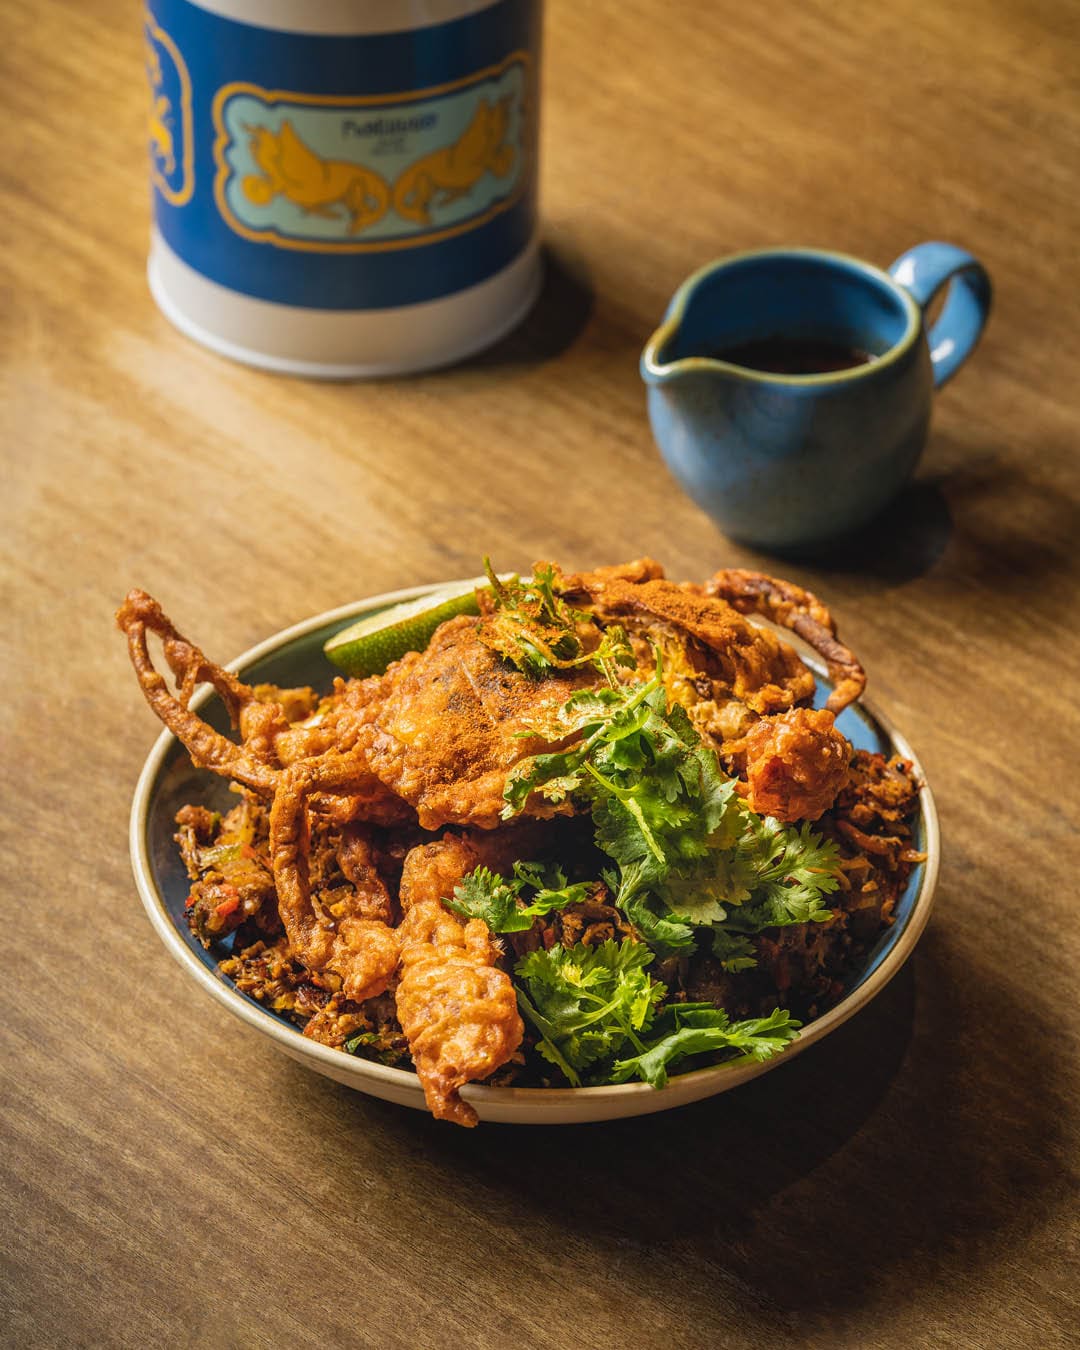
[129,582,940,1125]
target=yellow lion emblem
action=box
[393,97,516,227]
[231,94,518,241]
[240,121,391,234]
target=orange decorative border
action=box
[146,14,194,207]
[211,53,531,254]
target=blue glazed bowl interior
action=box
[143,602,930,1033]
[657,253,915,366]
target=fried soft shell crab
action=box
[117,560,922,1126]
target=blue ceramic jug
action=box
[641,244,991,551]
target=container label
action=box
[144,0,540,312]
[213,57,528,252]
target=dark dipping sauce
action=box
[709,335,875,375]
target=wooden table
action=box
[4,1,1079,1345]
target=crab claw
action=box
[704,570,866,711]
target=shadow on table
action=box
[752,431,1080,595]
[928,452,1080,597]
[315,902,1065,1325]
[463,242,597,370]
[782,477,956,585]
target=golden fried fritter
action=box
[395,896,523,1126]
[358,616,594,830]
[398,833,481,912]
[270,757,402,1003]
[735,707,851,822]
[704,569,865,712]
[556,559,817,742]
[336,823,396,924]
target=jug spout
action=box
[640,321,725,386]
[640,256,764,388]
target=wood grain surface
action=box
[3,0,1080,1346]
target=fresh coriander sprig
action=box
[513,939,663,1086]
[445,862,592,933]
[513,943,801,1090]
[502,656,841,966]
[610,1004,802,1088]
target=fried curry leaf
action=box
[477,558,635,680]
[445,863,591,934]
[514,939,663,1086]
[610,1004,801,1088]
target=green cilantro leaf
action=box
[612,867,697,956]
[502,678,660,818]
[728,817,840,925]
[445,863,590,934]
[503,649,842,969]
[514,939,664,1086]
[709,928,759,972]
[610,1004,801,1088]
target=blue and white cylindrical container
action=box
[144,0,543,376]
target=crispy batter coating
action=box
[116,590,279,794]
[556,559,817,742]
[359,616,593,830]
[336,823,396,924]
[118,592,408,1000]
[395,895,524,1126]
[735,707,851,822]
[271,675,388,766]
[398,833,481,912]
[397,822,581,913]
[270,758,401,1003]
[704,569,865,712]
[115,590,402,817]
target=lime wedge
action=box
[324,584,485,677]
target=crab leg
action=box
[116,590,279,794]
[269,757,401,1004]
[705,569,866,711]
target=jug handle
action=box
[889,242,992,388]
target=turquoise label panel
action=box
[146,0,541,310]
[216,59,528,250]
